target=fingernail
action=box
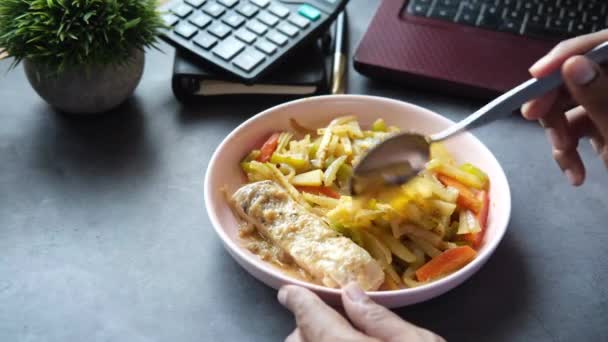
[529,55,551,74]
[278,287,288,306]
[565,169,577,186]
[589,139,600,154]
[590,139,602,154]
[570,58,597,85]
[546,128,561,148]
[521,101,532,118]
[344,282,367,303]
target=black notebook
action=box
[172,37,331,103]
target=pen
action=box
[331,12,346,95]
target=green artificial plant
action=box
[0,0,164,73]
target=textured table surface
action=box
[1,1,607,341]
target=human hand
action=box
[277,282,445,342]
[521,30,608,186]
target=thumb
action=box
[278,285,372,342]
[341,283,445,342]
[562,56,608,142]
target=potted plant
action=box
[0,0,164,114]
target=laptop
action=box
[354,0,608,98]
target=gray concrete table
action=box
[1,1,607,341]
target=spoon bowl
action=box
[351,133,429,194]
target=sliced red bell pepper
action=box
[416,246,477,282]
[437,174,482,213]
[295,186,341,199]
[256,133,281,163]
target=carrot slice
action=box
[462,190,490,249]
[476,190,490,230]
[295,186,341,199]
[256,133,281,163]
[437,174,482,213]
[415,246,477,282]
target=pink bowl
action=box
[204,95,511,308]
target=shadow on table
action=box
[174,97,311,126]
[394,230,530,341]
[358,78,489,108]
[29,97,159,182]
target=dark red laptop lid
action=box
[354,0,557,98]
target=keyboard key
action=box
[548,18,569,31]
[267,31,288,46]
[189,13,212,29]
[250,0,270,8]
[456,3,481,26]
[233,49,266,72]
[428,5,457,21]
[590,24,602,33]
[539,5,557,17]
[586,13,603,25]
[223,14,246,28]
[277,22,299,37]
[255,40,277,55]
[175,22,198,39]
[162,13,179,26]
[484,5,500,17]
[528,14,544,26]
[258,11,280,26]
[505,9,525,21]
[288,15,310,29]
[194,33,218,49]
[235,28,257,44]
[436,0,458,8]
[559,0,578,9]
[582,2,605,13]
[497,0,517,10]
[498,19,522,34]
[237,3,259,18]
[269,4,290,18]
[456,11,478,26]
[571,22,593,36]
[478,6,501,30]
[171,4,193,18]
[521,2,535,11]
[218,0,239,8]
[185,0,206,8]
[563,9,578,21]
[213,37,245,60]
[298,4,321,21]
[407,3,430,16]
[460,2,481,12]
[208,23,232,38]
[203,3,226,18]
[247,20,268,35]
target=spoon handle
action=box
[430,41,608,142]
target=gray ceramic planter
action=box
[24,49,145,114]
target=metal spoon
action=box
[351,41,608,195]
